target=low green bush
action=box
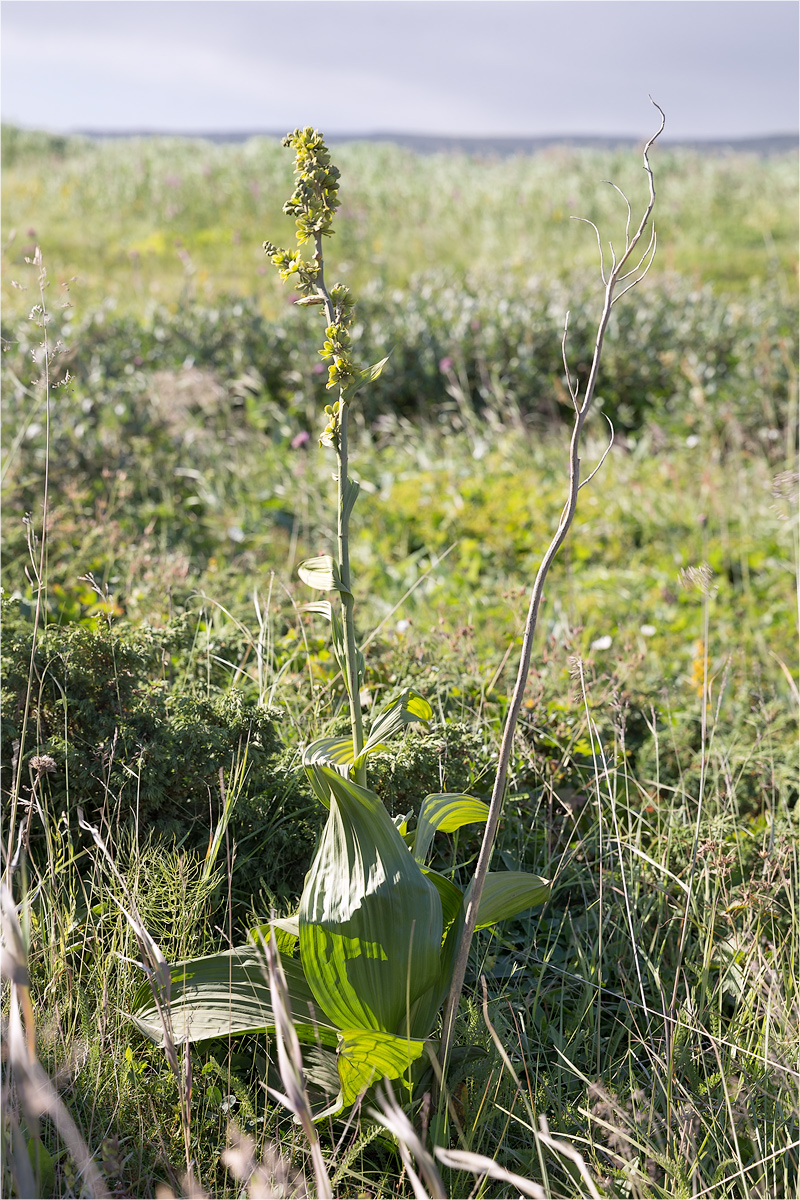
[4,272,794,442]
[1,601,282,834]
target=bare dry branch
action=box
[578,414,615,490]
[440,100,665,1068]
[571,216,607,284]
[603,179,633,248]
[561,311,579,409]
[612,229,658,305]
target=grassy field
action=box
[1,126,798,1199]
[2,126,798,316]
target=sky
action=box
[1,0,798,141]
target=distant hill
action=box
[74,129,798,157]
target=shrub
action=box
[0,600,282,835]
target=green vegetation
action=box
[2,125,797,317]
[1,123,797,1199]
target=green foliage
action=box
[3,271,794,443]
[1,122,88,167]
[0,600,282,832]
[127,133,550,1116]
[2,130,796,318]
[2,124,798,1198]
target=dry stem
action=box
[440,102,665,1066]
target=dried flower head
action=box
[29,754,56,777]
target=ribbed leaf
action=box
[305,762,332,809]
[303,736,355,779]
[421,868,463,931]
[299,766,443,1035]
[465,871,551,931]
[301,599,364,692]
[129,947,338,1048]
[405,903,465,1040]
[248,916,300,958]
[358,689,432,761]
[341,477,360,525]
[302,1043,343,1116]
[298,555,351,597]
[303,693,432,784]
[413,793,490,865]
[337,1029,428,1106]
[392,812,411,837]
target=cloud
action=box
[2,0,797,136]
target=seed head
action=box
[29,754,56,777]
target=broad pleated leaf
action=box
[392,812,411,837]
[303,735,356,779]
[358,689,432,762]
[248,916,300,957]
[305,762,332,809]
[421,868,464,931]
[303,693,432,784]
[337,1029,428,1106]
[129,947,338,1048]
[302,1043,343,1116]
[413,793,490,865]
[405,903,465,1040]
[298,555,351,597]
[465,871,551,931]
[299,766,443,1035]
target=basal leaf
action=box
[405,902,465,1040]
[299,767,442,1036]
[248,916,299,958]
[305,762,332,809]
[392,812,411,838]
[413,793,490,865]
[129,947,338,1048]
[421,867,463,931]
[337,1028,427,1106]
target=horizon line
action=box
[10,126,798,155]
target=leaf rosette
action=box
[299,766,443,1037]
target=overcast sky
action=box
[1,1,797,140]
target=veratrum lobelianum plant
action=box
[130,128,549,1116]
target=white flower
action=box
[640,624,656,637]
[591,635,613,651]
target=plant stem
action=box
[440,105,664,1067]
[336,404,366,783]
[314,233,365,780]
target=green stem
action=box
[336,405,365,784]
[312,232,366,783]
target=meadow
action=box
[1,125,798,1199]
